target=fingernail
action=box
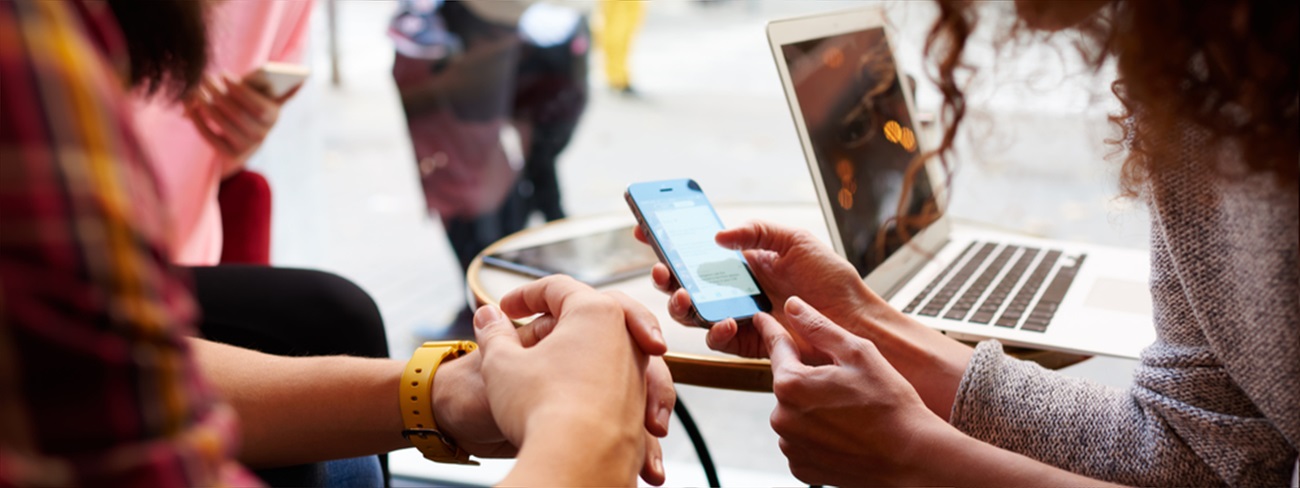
[655,455,663,477]
[653,327,665,347]
[786,296,807,316]
[657,403,671,433]
[473,305,502,329]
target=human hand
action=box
[638,221,978,422]
[431,285,675,476]
[757,296,953,486]
[185,72,299,179]
[512,289,676,438]
[472,276,672,486]
[635,221,885,359]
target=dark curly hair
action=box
[107,0,209,100]
[924,0,1298,197]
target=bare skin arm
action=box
[188,277,675,486]
[189,339,413,467]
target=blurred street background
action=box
[249,1,1149,485]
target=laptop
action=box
[767,7,1156,359]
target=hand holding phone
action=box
[625,179,772,326]
[185,64,306,175]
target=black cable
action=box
[673,393,721,487]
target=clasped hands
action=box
[430,275,675,486]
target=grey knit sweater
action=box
[949,147,1298,485]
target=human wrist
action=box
[427,351,477,446]
[846,303,973,421]
[525,402,640,447]
[511,405,641,486]
[897,420,979,486]
[919,422,1088,487]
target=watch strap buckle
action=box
[401,428,480,465]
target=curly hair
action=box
[107,0,209,100]
[924,0,1298,197]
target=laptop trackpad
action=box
[1083,278,1153,315]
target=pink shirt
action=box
[132,0,312,265]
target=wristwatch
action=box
[400,340,479,465]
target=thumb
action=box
[752,312,804,374]
[782,296,856,362]
[473,304,522,354]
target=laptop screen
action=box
[780,27,940,277]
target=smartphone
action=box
[246,62,309,98]
[625,179,771,326]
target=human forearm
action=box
[501,407,641,487]
[189,338,408,467]
[922,423,1122,487]
[846,303,973,421]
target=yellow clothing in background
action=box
[598,0,644,90]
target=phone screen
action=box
[626,179,770,324]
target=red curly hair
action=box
[923,0,1298,197]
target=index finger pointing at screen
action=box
[715,221,806,255]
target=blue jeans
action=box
[254,456,384,487]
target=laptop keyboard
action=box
[970,247,1037,323]
[1021,254,1086,331]
[902,242,976,314]
[912,243,994,317]
[943,245,1018,321]
[905,242,1085,332]
[993,250,1060,328]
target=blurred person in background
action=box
[389,0,590,339]
[0,1,674,486]
[124,1,396,482]
[598,0,645,95]
[643,0,1297,485]
[130,0,308,267]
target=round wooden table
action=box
[466,203,1087,392]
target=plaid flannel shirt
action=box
[0,1,256,485]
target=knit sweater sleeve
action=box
[951,338,1298,486]
[951,340,1224,485]
[948,166,1298,486]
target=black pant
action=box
[191,265,390,358]
[189,265,390,486]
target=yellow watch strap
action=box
[400,341,479,465]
